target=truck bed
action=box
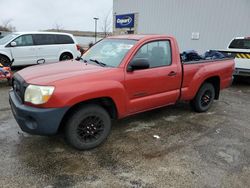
[217,49,250,76]
[182,57,234,64]
[180,58,235,101]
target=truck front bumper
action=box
[9,90,69,135]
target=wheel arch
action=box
[59,51,74,61]
[58,97,118,132]
[202,76,220,100]
[0,53,11,63]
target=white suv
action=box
[227,37,250,77]
[0,31,80,66]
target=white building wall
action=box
[113,0,250,52]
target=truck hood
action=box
[17,60,110,85]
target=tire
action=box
[190,83,215,113]
[65,104,111,150]
[59,53,73,61]
[0,55,10,67]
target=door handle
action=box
[168,71,177,76]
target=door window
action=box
[13,35,34,46]
[132,40,172,68]
[33,34,56,45]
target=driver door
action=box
[125,40,181,114]
[8,34,37,66]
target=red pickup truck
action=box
[9,35,234,150]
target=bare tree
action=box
[0,19,16,32]
[53,22,64,32]
[101,10,112,37]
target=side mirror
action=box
[10,41,17,47]
[127,58,150,72]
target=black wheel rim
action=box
[77,116,104,143]
[61,55,71,60]
[201,90,212,107]
[0,56,9,66]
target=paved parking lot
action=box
[0,79,250,188]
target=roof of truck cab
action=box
[107,34,169,40]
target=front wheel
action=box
[0,55,10,67]
[190,83,215,112]
[65,104,111,150]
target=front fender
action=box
[45,80,128,118]
[0,50,12,61]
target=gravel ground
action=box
[0,78,250,188]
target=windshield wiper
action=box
[75,56,88,63]
[89,59,107,67]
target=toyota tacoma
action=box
[9,35,234,150]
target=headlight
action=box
[24,85,55,105]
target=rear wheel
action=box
[59,53,73,61]
[65,104,111,150]
[190,83,215,112]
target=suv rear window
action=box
[55,35,74,44]
[229,39,250,49]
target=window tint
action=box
[229,39,250,49]
[13,35,33,46]
[55,35,74,44]
[33,34,55,45]
[133,40,171,68]
[33,34,74,45]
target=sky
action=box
[0,0,113,32]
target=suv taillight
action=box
[76,44,81,51]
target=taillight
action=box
[76,44,81,51]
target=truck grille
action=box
[12,74,27,103]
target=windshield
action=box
[0,33,19,45]
[82,39,137,67]
[229,39,250,49]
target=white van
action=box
[0,32,80,66]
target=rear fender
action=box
[59,49,79,59]
[181,66,220,101]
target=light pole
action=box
[93,17,99,43]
